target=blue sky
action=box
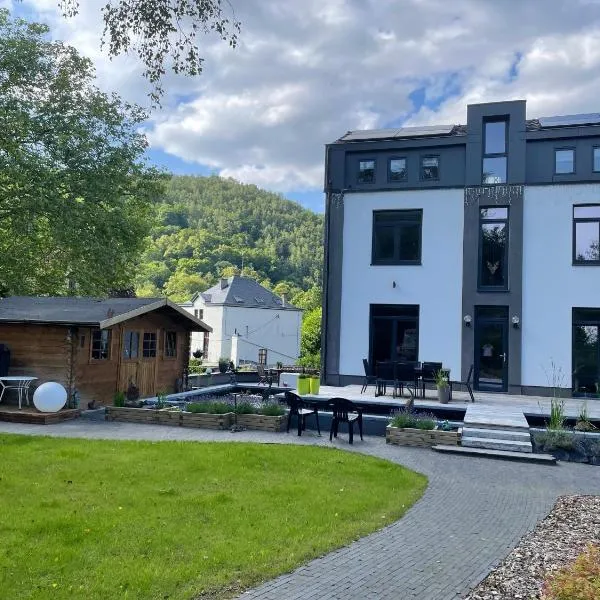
[13,0,600,214]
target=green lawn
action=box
[0,434,427,599]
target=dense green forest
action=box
[134,176,324,366]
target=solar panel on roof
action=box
[539,114,600,128]
[395,124,455,137]
[341,129,398,141]
[340,124,455,142]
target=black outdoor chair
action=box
[450,364,475,403]
[285,391,321,436]
[395,362,417,400]
[375,361,398,397]
[328,398,363,444]
[361,358,377,394]
[420,362,443,398]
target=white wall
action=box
[339,189,464,377]
[522,184,600,388]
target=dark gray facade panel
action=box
[343,145,466,191]
[526,137,600,184]
[325,148,347,195]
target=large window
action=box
[479,207,509,289]
[420,156,439,181]
[372,210,422,265]
[357,159,375,184]
[482,119,507,184]
[91,330,111,360]
[573,308,600,395]
[123,330,140,359]
[370,304,419,366]
[573,205,600,264]
[555,148,575,174]
[143,332,157,358]
[594,147,600,172]
[388,157,407,182]
[165,331,177,358]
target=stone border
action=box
[386,425,461,447]
[235,414,288,432]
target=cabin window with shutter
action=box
[143,332,157,358]
[91,330,111,360]
[123,331,140,359]
[165,331,177,358]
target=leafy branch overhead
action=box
[57,0,240,102]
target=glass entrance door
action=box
[475,307,508,392]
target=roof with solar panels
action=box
[334,113,600,144]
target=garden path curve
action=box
[0,417,598,600]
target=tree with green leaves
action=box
[0,10,163,297]
[54,0,240,103]
[298,306,322,369]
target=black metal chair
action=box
[285,391,321,436]
[420,362,443,398]
[328,398,363,444]
[361,358,377,394]
[395,362,417,400]
[450,364,475,403]
[375,361,397,397]
[257,364,272,385]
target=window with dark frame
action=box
[91,329,111,360]
[593,147,600,172]
[555,148,575,174]
[165,331,177,358]
[370,304,419,366]
[573,308,600,395]
[143,332,157,358]
[123,330,140,359]
[479,207,509,289]
[388,157,407,182]
[573,205,600,264]
[372,210,422,265]
[482,119,507,184]
[420,156,439,181]
[357,159,376,183]
[194,308,204,320]
[258,348,267,365]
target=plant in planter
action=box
[113,391,125,407]
[434,370,450,404]
[156,392,168,410]
[386,409,459,446]
[218,357,229,373]
[297,373,310,395]
[276,361,283,369]
[574,401,597,432]
[192,349,203,359]
[309,372,320,395]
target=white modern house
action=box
[323,100,600,396]
[181,276,302,367]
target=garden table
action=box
[0,376,37,409]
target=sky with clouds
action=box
[9,0,600,212]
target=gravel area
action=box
[464,495,600,600]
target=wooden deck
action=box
[0,405,81,425]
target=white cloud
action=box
[15,0,600,192]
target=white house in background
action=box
[180,276,303,367]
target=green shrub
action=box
[234,401,257,415]
[156,392,168,410]
[187,401,232,414]
[260,403,285,416]
[389,410,435,430]
[542,544,600,600]
[218,357,230,373]
[413,418,436,430]
[113,391,125,407]
[188,358,203,374]
[534,430,577,451]
[548,397,566,430]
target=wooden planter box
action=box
[106,407,233,430]
[386,425,461,447]
[235,413,288,432]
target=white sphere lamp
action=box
[33,382,67,413]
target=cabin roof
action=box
[0,296,212,332]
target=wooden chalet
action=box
[0,296,212,406]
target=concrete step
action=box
[462,435,532,453]
[462,426,532,442]
[432,444,556,464]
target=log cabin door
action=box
[118,328,159,397]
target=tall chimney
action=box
[220,278,228,290]
[281,294,286,307]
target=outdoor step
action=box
[462,436,532,453]
[432,444,556,464]
[461,426,532,442]
[463,405,530,431]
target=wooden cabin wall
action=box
[0,323,70,394]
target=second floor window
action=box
[372,210,422,265]
[479,207,509,289]
[420,156,439,181]
[482,119,507,184]
[388,158,407,182]
[91,330,111,360]
[555,148,575,174]
[594,147,600,172]
[573,205,600,264]
[194,308,204,320]
[357,159,375,183]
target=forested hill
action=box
[134,175,324,303]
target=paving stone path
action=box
[1,416,598,599]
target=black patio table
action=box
[375,361,417,399]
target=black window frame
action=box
[554,147,575,175]
[91,329,111,361]
[482,118,508,185]
[593,146,600,173]
[388,157,407,183]
[357,159,376,184]
[478,206,509,291]
[572,308,600,395]
[194,308,204,320]
[371,209,423,266]
[123,330,140,360]
[420,155,440,181]
[369,304,420,367]
[573,204,600,265]
[142,331,157,358]
[165,331,177,358]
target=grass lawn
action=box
[0,434,427,599]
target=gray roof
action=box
[199,276,301,311]
[0,296,212,331]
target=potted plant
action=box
[218,357,229,373]
[297,373,310,395]
[435,370,450,404]
[192,349,203,359]
[309,372,320,395]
